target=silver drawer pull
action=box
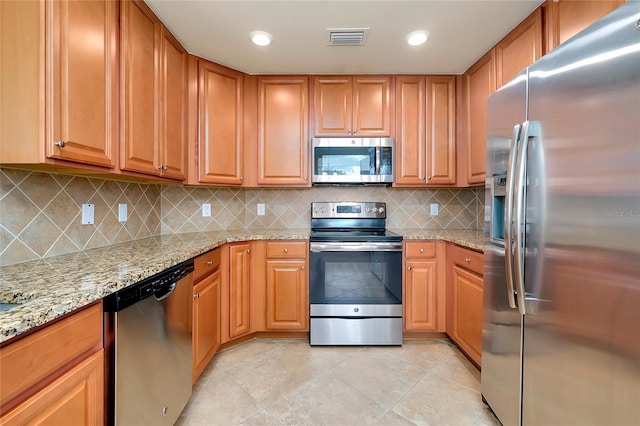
[465,257,471,263]
[284,248,288,253]
[205,260,213,265]
[55,140,66,148]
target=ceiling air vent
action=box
[327,28,370,46]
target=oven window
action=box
[309,250,402,305]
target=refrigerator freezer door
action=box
[524,3,640,425]
[482,70,527,426]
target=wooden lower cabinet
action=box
[266,260,308,330]
[0,303,103,424]
[263,241,309,331]
[0,351,104,425]
[446,244,484,366]
[227,243,252,341]
[192,268,221,383]
[403,241,446,333]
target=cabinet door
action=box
[451,265,483,366]
[353,76,392,136]
[266,260,308,330]
[229,243,251,339]
[258,77,310,186]
[496,8,543,88]
[394,76,426,186]
[1,351,103,426]
[159,27,188,180]
[464,50,496,185]
[404,260,438,331]
[426,76,456,185]
[545,0,625,52]
[47,0,116,168]
[199,61,243,184]
[193,270,221,383]
[120,0,161,176]
[313,76,352,136]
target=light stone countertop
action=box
[0,228,483,343]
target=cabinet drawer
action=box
[193,248,221,282]
[404,241,437,259]
[0,302,103,407]
[448,244,484,276]
[266,241,307,259]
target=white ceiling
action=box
[146,0,543,75]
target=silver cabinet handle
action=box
[427,176,432,180]
[464,257,471,263]
[240,176,244,181]
[205,260,213,265]
[300,265,305,270]
[419,248,424,253]
[193,293,200,299]
[347,128,352,134]
[304,176,308,181]
[283,248,288,253]
[157,165,168,171]
[55,140,66,148]
[407,266,412,271]
[353,129,357,134]
[246,249,251,254]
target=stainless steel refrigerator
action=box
[482,3,640,425]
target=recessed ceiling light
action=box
[250,31,273,47]
[406,30,429,46]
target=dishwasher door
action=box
[113,272,193,425]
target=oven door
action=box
[309,242,402,314]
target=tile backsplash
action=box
[1,167,484,266]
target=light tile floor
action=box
[176,339,500,426]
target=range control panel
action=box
[311,202,386,219]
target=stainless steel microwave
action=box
[311,138,394,185]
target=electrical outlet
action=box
[81,204,94,225]
[118,203,128,222]
[257,203,266,216]
[202,203,212,217]
[430,203,439,216]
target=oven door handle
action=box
[310,242,403,252]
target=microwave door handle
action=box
[504,124,521,310]
[375,147,381,175]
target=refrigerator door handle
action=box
[513,121,530,315]
[504,123,522,310]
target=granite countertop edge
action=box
[0,228,483,343]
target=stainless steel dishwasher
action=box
[104,260,194,425]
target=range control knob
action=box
[378,207,385,215]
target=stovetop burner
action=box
[309,202,402,243]
[309,230,402,243]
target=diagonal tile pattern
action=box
[1,167,484,266]
[176,339,499,426]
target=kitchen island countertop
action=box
[0,228,483,343]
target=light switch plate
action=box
[82,203,94,225]
[257,203,266,216]
[118,203,128,222]
[202,203,212,217]
[430,203,439,216]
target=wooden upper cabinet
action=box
[394,76,426,186]
[496,8,543,88]
[0,0,117,168]
[464,50,496,185]
[257,77,310,186]
[159,28,188,180]
[426,76,456,185]
[545,0,625,52]
[198,61,244,185]
[394,75,455,187]
[120,0,187,180]
[313,76,392,136]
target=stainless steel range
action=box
[309,201,403,345]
